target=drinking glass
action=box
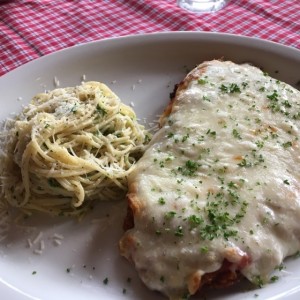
[177,0,229,13]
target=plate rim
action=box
[2,31,300,79]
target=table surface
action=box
[1,0,300,77]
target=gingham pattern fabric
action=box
[1,0,300,76]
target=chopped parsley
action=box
[96,104,107,116]
[206,129,216,138]
[252,275,264,288]
[188,215,203,228]
[282,141,292,148]
[181,133,189,142]
[232,128,242,140]
[177,160,199,176]
[158,197,166,205]
[267,90,279,101]
[198,78,208,85]
[200,246,208,253]
[294,250,300,258]
[255,140,264,149]
[174,226,184,237]
[238,158,252,168]
[165,211,176,219]
[275,263,285,271]
[70,104,78,114]
[220,83,241,93]
[167,132,174,138]
[48,178,60,187]
[270,275,279,283]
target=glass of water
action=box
[177,0,229,13]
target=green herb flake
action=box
[48,178,60,187]
[275,263,285,271]
[232,129,242,140]
[202,95,211,102]
[200,246,208,253]
[267,90,279,101]
[238,158,252,168]
[292,112,300,120]
[294,250,300,258]
[174,226,184,237]
[282,100,292,108]
[71,105,78,114]
[259,86,265,92]
[158,197,166,205]
[178,160,199,176]
[270,275,279,283]
[159,161,165,168]
[144,134,151,143]
[198,78,208,85]
[181,134,189,142]
[282,141,292,148]
[206,129,216,138]
[220,83,241,93]
[227,181,238,189]
[168,119,174,126]
[242,82,248,89]
[188,215,203,228]
[253,275,264,288]
[165,211,177,219]
[96,104,107,116]
[255,140,264,149]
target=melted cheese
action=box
[120,61,300,299]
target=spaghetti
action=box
[0,81,150,217]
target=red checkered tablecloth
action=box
[1,0,300,77]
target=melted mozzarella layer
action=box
[120,61,300,299]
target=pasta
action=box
[0,81,150,217]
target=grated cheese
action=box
[33,249,43,255]
[32,231,43,244]
[53,239,62,246]
[27,238,33,248]
[52,233,64,240]
[53,76,60,88]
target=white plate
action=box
[0,32,300,300]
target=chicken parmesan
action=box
[119,60,300,299]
